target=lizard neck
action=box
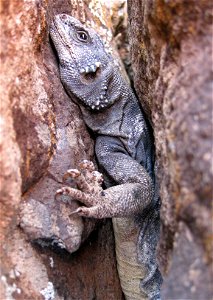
[79,85,141,138]
[80,93,127,136]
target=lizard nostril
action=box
[82,67,101,83]
[61,14,67,20]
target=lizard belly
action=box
[113,217,148,300]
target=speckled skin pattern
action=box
[50,14,162,300]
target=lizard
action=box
[50,14,163,300]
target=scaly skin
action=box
[50,14,162,299]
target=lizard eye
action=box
[76,30,89,42]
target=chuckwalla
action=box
[50,14,162,300]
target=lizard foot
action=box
[55,160,107,218]
[63,160,103,193]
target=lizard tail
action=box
[137,200,163,300]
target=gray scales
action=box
[50,14,162,300]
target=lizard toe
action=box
[63,169,81,181]
[79,160,95,172]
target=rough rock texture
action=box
[2,0,212,298]
[128,0,213,298]
[0,0,126,299]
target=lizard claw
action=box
[55,187,73,202]
[63,169,81,181]
[55,188,64,200]
[56,188,63,195]
[69,208,79,215]
[56,187,70,195]
[70,207,90,217]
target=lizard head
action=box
[50,14,118,111]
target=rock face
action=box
[1,0,212,299]
[127,0,213,298]
[0,0,126,299]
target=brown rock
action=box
[128,0,213,298]
[0,0,125,299]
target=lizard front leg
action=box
[56,154,154,219]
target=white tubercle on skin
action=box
[90,65,96,72]
[80,61,101,75]
[95,61,101,68]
